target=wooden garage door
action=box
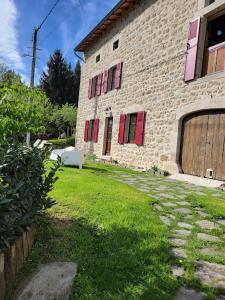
[180,110,225,181]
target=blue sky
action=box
[0,0,119,85]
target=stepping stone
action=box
[172,266,185,277]
[197,211,209,218]
[15,262,77,300]
[170,238,187,247]
[174,287,206,300]
[195,261,225,289]
[160,216,171,225]
[183,214,193,220]
[174,208,192,215]
[177,201,191,206]
[171,248,187,258]
[158,194,175,199]
[154,204,163,212]
[177,222,193,230]
[218,219,225,226]
[197,233,221,242]
[161,202,177,207]
[174,229,191,236]
[196,220,219,230]
[200,248,225,257]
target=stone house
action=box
[75,0,225,181]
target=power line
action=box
[37,0,61,30]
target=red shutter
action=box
[84,120,89,142]
[136,112,145,145]
[184,17,201,82]
[115,62,123,89]
[118,114,126,144]
[88,79,93,99]
[97,74,103,96]
[102,70,108,93]
[93,119,100,143]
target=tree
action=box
[73,61,81,106]
[0,63,22,86]
[40,49,80,107]
[0,83,51,142]
[51,104,77,138]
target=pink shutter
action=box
[102,70,108,93]
[88,79,93,99]
[97,74,103,96]
[115,62,123,89]
[136,112,145,145]
[93,119,100,143]
[84,120,89,142]
[118,114,126,144]
[184,17,201,82]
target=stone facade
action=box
[76,0,225,173]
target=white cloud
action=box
[0,0,24,70]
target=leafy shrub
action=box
[148,164,170,176]
[0,143,61,251]
[48,137,75,147]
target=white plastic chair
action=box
[33,139,41,147]
[37,140,47,149]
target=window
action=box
[88,120,95,141]
[96,54,100,63]
[128,113,137,144]
[203,13,225,76]
[205,0,215,6]
[107,66,117,91]
[113,40,119,50]
[91,76,98,97]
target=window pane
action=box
[128,114,137,143]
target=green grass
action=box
[11,163,178,300]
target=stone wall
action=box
[76,0,225,173]
[0,225,36,300]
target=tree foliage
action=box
[40,49,81,107]
[0,83,51,142]
[0,63,22,86]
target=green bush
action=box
[0,143,61,251]
[48,137,75,147]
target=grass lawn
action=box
[11,162,178,300]
[11,162,225,299]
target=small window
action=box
[96,54,100,63]
[113,40,119,50]
[88,120,95,141]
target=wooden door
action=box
[103,117,113,156]
[180,110,225,180]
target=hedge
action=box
[48,137,75,147]
[0,143,60,251]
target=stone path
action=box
[110,171,225,299]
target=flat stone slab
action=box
[174,287,206,300]
[161,202,177,207]
[200,248,225,257]
[197,233,221,242]
[170,238,187,247]
[174,229,191,236]
[197,211,209,218]
[15,262,77,300]
[177,222,193,230]
[176,201,191,206]
[218,219,225,226]
[160,216,171,225]
[154,204,163,211]
[171,248,187,258]
[174,208,192,215]
[195,261,225,289]
[172,266,185,277]
[196,220,219,230]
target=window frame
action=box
[124,113,138,144]
[107,65,117,91]
[96,54,100,63]
[88,120,95,141]
[113,40,119,50]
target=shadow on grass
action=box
[12,215,178,300]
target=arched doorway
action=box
[180,109,225,181]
